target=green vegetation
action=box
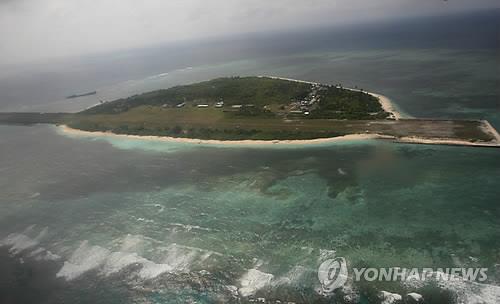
[71,76,393,139]
[83,76,312,114]
[0,77,497,144]
[310,87,388,119]
[68,106,346,140]
[83,76,386,119]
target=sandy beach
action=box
[345,88,404,120]
[59,124,500,148]
[481,120,500,143]
[57,76,499,148]
[262,75,404,120]
[58,125,391,146]
[363,91,403,120]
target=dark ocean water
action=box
[1,124,499,303]
[0,10,499,304]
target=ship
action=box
[66,91,97,99]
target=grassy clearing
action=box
[67,105,494,142]
[0,77,495,143]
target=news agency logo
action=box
[318,257,348,292]
[318,257,489,293]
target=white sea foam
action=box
[22,224,37,234]
[163,245,198,270]
[272,265,308,286]
[436,273,500,304]
[300,246,314,255]
[136,217,154,223]
[379,291,402,304]
[29,192,41,198]
[1,233,39,254]
[28,247,61,261]
[160,243,214,269]
[144,203,165,213]
[101,246,196,279]
[0,226,49,255]
[101,251,145,276]
[407,292,423,302]
[3,228,218,283]
[132,243,215,279]
[404,270,500,304]
[239,269,274,297]
[170,223,212,232]
[0,226,62,262]
[29,247,44,256]
[155,204,165,213]
[318,248,336,262]
[120,234,146,253]
[56,238,217,281]
[38,250,61,261]
[147,72,169,79]
[138,260,173,279]
[57,241,111,280]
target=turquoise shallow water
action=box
[1,125,499,303]
[1,11,499,302]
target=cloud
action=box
[0,0,498,64]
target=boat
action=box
[66,91,97,99]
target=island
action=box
[1,76,499,147]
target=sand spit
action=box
[59,125,500,148]
[59,125,387,146]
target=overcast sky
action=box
[0,0,498,65]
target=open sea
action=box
[0,10,499,304]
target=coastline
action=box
[261,75,405,120]
[362,91,403,120]
[58,125,500,148]
[55,76,499,148]
[395,136,500,148]
[481,120,500,143]
[58,125,390,146]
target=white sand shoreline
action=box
[396,136,500,148]
[58,125,500,148]
[261,75,405,120]
[481,120,500,143]
[58,125,391,146]
[56,76,499,148]
[362,91,403,120]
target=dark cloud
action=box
[0,0,498,64]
